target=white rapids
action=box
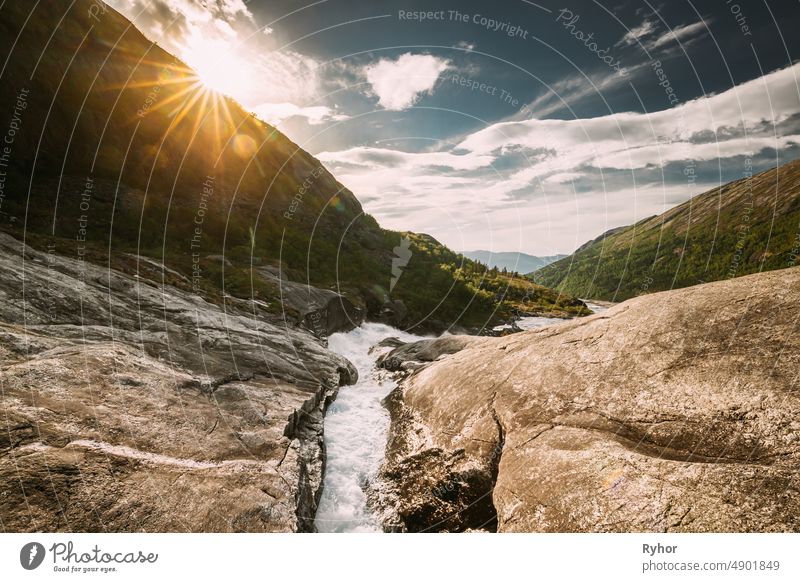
[315,302,609,532]
[315,323,424,533]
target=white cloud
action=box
[317,63,800,253]
[252,103,348,126]
[363,54,450,110]
[646,21,707,50]
[106,0,256,54]
[102,3,800,255]
[318,146,494,172]
[246,51,325,107]
[545,172,584,184]
[457,62,800,177]
[616,16,658,47]
[516,64,649,120]
[592,135,799,170]
[108,0,335,127]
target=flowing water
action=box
[315,302,609,532]
[315,323,424,532]
[583,301,610,314]
[494,301,609,333]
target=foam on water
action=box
[315,304,609,532]
[583,301,609,314]
[315,322,424,533]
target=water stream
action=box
[315,302,608,532]
[314,323,423,532]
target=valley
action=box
[0,0,798,538]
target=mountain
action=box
[0,0,585,334]
[460,250,567,273]
[370,267,800,532]
[534,159,800,301]
[0,0,589,533]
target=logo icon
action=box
[390,236,412,292]
[20,542,46,570]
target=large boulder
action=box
[370,268,800,532]
[376,336,476,373]
[0,233,356,532]
[257,267,364,337]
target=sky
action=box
[108,0,800,256]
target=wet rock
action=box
[371,268,800,532]
[376,336,477,374]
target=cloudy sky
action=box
[109,0,800,255]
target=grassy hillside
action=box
[395,234,589,329]
[0,0,585,333]
[535,159,800,301]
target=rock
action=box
[205,254,233,267]
[378,299,407,327]
[257,267,364,336]
[260,264,287,280]
[377,337,406,349]
[0,233,356,532]
[370,268,800,532]
[376,336,476,374]
[125,253,190,283]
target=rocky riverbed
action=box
[4,226,798,534]
[0,233,356,532]
[369,268,800,532]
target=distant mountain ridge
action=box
[461,250,567,273]
[535,158,800,301]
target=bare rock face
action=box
[0,233,356,532]
[256,267,364,337]
[371,268,800,532]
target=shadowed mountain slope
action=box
[535,159,800,301]
[0,0,584,333]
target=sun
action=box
[183,40,252,101]
[129,38,261,157]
